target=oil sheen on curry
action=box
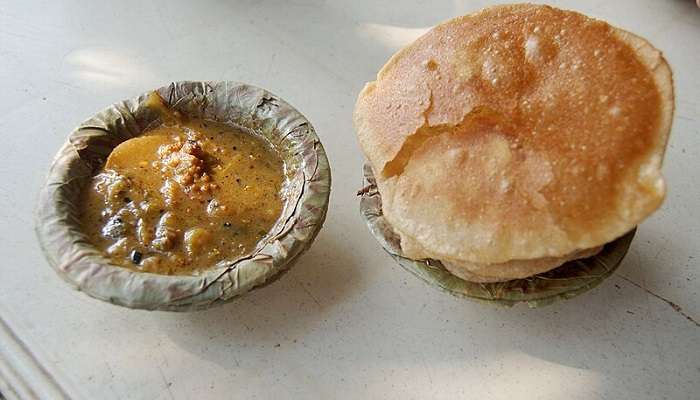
[80,99,285,275]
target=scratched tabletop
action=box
[0,1,698,399]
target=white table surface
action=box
[1,1,699,399]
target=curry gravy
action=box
[79,118,285,275]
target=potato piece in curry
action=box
[79,116,285,275]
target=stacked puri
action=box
[354,4,673,282]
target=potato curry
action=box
[79,110,285,275]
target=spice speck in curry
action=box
[79,93,285,275]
